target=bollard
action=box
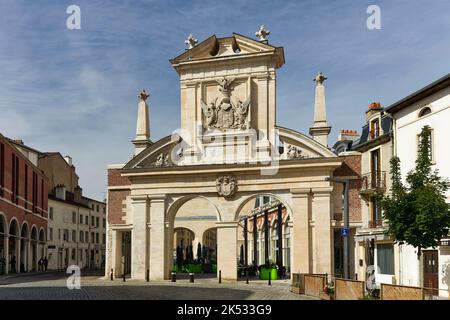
[219,270,222,284]
[123,273,126,282]
[189,273,194,283]
[268,272,271,286]
[246,271,249,284]
[110,268,113,281]
[146,269,149,282]
[171,272,176,282]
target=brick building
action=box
[0,134,48,274]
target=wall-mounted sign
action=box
[341,228,349,237]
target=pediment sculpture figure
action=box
[152,153,170,166]
[286,145,306,160]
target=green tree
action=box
[382,126,450,258]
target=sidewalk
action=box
[0,269,104,281]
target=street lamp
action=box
[326,176,350,279]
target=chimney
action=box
[74,185,82,203]
[13,139,24,145]
[64,155,73,166]
[309,72,331,147]
[338,129,359,142]
[365,102,383,121]
[132,89,151,156]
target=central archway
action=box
[167,196,220,278]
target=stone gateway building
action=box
[106,32,360,281]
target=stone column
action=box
[131,196,148,279]
[148,196,167,280]
[264,210,269,264]
[290,189,311,274]
[243,218,248,266]
[311,187,333,275]
[33,242,38,271]
[16,237,21,273]
[252,215,257,265]
[26,240,32,272]
[277,204,283,269]
[216,221,238,281]
[111,229,122,277]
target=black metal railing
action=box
[361,171,386,191]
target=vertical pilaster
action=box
[16,238,21,273]
[290,189,311,274]
[131,196,148,279]
[148,196,167,280]
[4,235,9,274]
[216,221,238,281]
[27,240,31,272]
[311,187,333,275]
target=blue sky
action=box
[0,0,449,199]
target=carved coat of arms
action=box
[201,78,251,130]
[216,175,237,199]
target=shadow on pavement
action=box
[0,285,253,300]
[0,270,104,286]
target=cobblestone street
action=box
[0,272,315,300]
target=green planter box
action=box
[186,264,202,273]
[259,267,278,280]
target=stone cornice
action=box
[215,221,238,228]
[120,157,342,178]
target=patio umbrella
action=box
[239,244,244,265]
[197,243,202,263]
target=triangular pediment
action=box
[170,33,284,69]
[276,126,337,159]
[123,135,181,169]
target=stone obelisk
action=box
[132,89,151,156]
[309,72,331,147]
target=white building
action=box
[47,186,106,270]
[386,73,450,297]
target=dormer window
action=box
[418,106,432,118]
[370,118,380,139]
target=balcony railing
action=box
[368,218,383,228]
[361,171,386,192]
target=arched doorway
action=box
[0,214,6,275]
[30,226,37,271]
[168,196,219,277]
[236,194,292,279]
[38,229,45,263]
[202,228,217,263]
[8,219,19,273]
[20,223,29,272]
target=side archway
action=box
[234,193,292,277]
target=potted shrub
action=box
[320,282,334,300]
[259,263,278,280]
